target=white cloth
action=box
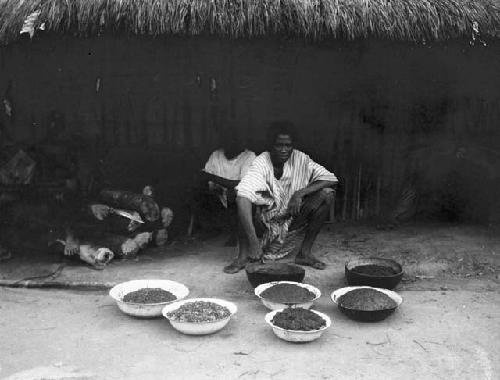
[204,149,256,207]
[204,149,256,180]
[236,149,338,258]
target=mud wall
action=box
[1,35,500,229]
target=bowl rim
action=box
[254,281,321,305]
[330,286,403,311]
[162,297,238,324]
[245,262,305,275]
[345,258,403,278]
[109,279,190,306]
[265,308,331,333]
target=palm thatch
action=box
[1,0,500,44]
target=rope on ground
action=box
[12,263,66,285]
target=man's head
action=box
[220,126,243,160]
[267,120,296,165]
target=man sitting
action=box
[190,133,256,244]
[224,121,338,274]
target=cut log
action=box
[99,189,159,222]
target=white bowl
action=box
[265,308,331,343]
[330,286,403,306]
[255,281,321,310]
[109,279,189,318]
[162,298,238,335]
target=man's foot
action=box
[223,259,248,274]
[161,207,174,229]
[295,256,326,270]
[64,235,80,256]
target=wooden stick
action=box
[356,164,362,220]
[351,175,356,221]
[363,181,369,219]
[376,174,381,216]
[187,212,195,237]
[342,179,348,221]
[329,191,336,222]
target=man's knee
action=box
[319,188,335,205]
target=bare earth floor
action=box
[0,289,499,380]
[0,223,499,379]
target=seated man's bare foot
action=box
[223,259,248,274]
[64,236,80,256]
[295,256,326,270]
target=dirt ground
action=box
[1,288,499,380]
[1,222,499,379]
[1,222,499,291]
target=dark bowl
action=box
[345,258,403,290]
[338,304,398,322]
[331,286,403,323]
[245,262,305,288]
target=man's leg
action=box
[223,189,238,247]
[223,218,250,273]
[223,198,262,274]
[291,188,334,270]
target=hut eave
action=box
[1,0,500,44]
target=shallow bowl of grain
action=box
[162,298,238,335]
[109,279,189,318]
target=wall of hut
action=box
[1,35,500,230]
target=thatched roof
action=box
[1,0,500,44]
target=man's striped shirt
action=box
[236,149,338,258]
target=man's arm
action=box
[201,170,239,189]
[296,180,337,198]
[236,196,262,260]
[288,180,337,216]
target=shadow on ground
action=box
[1,222,499,293]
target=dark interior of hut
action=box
[1,35,500,267]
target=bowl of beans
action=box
[265,307,331,343]
[255,281,321,310]
[162,298,238,335]
[331,286,403,322]
[109,279,189,318]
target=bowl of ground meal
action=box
[162,298,238,335]
[109,279,189,318]
[331,286,403,322]
[255,281,321,310]
[345,258,404,289]
[245,262,305,288]
[265,307,331,343]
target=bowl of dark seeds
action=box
[109,279,189,318]
[331,286,403,322]
[162,298,237,335]
[345,258,403,289]
[265,307,331,342]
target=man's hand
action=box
[287,192,303,217]
[248,236,262,262]
[90,204,112,221]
